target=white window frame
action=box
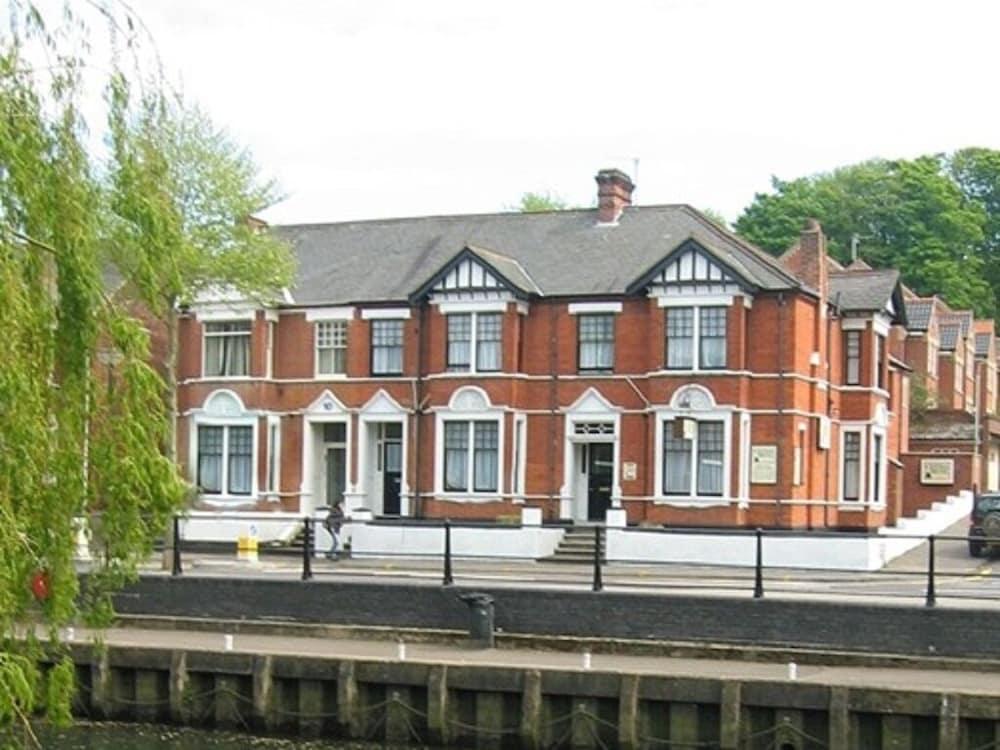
[839,426,865,505]
[874,332,886,391]
[446,311,503,373]
[662,303,729,372]
[370,318,405,376]
[653,386,733,505]
[265,415,281,499]
[434,387,504,499]
[511,414,527,499]
[870,427,887,507]
[189,390,259,504]
[577,313,616,373]
[844,330,862,386]
[315,319,348,377]
[202,319,252,378]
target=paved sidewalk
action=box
[61,625,1000,696]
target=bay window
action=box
[443,420,499,492]
[662,419,724,497]
[842,431,862,501]
[197,424,253,496]
[204,321,251,377]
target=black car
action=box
[968,493,1000,557]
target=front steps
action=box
[545,526,603,563]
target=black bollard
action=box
[443,519,454,586]
[592,525,603,592]
[302,517,313,581]
[171,515,183,577]
[753,528,764,599]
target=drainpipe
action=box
[548,303,559,521]
[776,292,786,527]
[974,363,981,493]
[412,304,426,518]
[824,293,840,528]
[626,375,651,522]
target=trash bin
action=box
[457,592,495,648]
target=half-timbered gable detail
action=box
[628,238,757,301]
[410,245,538,304]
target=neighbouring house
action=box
[901,293,1000,514]
[174,169,921,532]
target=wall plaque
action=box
[751,445,778,484]
[920,458,954,485]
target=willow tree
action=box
[0,18,186,748]
[0,0,290,739]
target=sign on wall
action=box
[920,458,955,485]
[622,462,637,481]
[751,445,778,484]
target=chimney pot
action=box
[595,168,634,224]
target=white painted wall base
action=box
[605,492,974,572]
[179,512,304,545]
[335,523,564,560]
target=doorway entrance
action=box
[320,422,347,509]
[573,441,614,522]
[362,421,403,516]
[586,443,613,521]
[379,423,402,516]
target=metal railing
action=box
[160,512,999,608]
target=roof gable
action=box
[626,238,758,296]
[409,246,535,303]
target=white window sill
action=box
[652,496,731,507]
[435,492,504,503]
[198,375,254,382]
[314,373,348,380]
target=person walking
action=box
[324,501,345,560]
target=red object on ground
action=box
[31,570,50,601]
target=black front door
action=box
[382,424,402,516]
[587,443,613,521]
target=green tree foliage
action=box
[0,1,292,740]
[106,82,295,463]
[948,148,1000,315]
[513,191,572,212]
[734,156,995,317]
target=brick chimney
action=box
[781,218,828,299]
[595,168,634,224]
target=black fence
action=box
[159,512,999,608]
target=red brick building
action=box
[174,170,913,530]
[901,294,1000,514]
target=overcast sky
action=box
[130,0,1000,226]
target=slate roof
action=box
[976,332,992,357]
[272,205,802,306]
[904,299,934,331]
[828,269,905,323]
[941,311,973,338]
[939,324,961,351]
